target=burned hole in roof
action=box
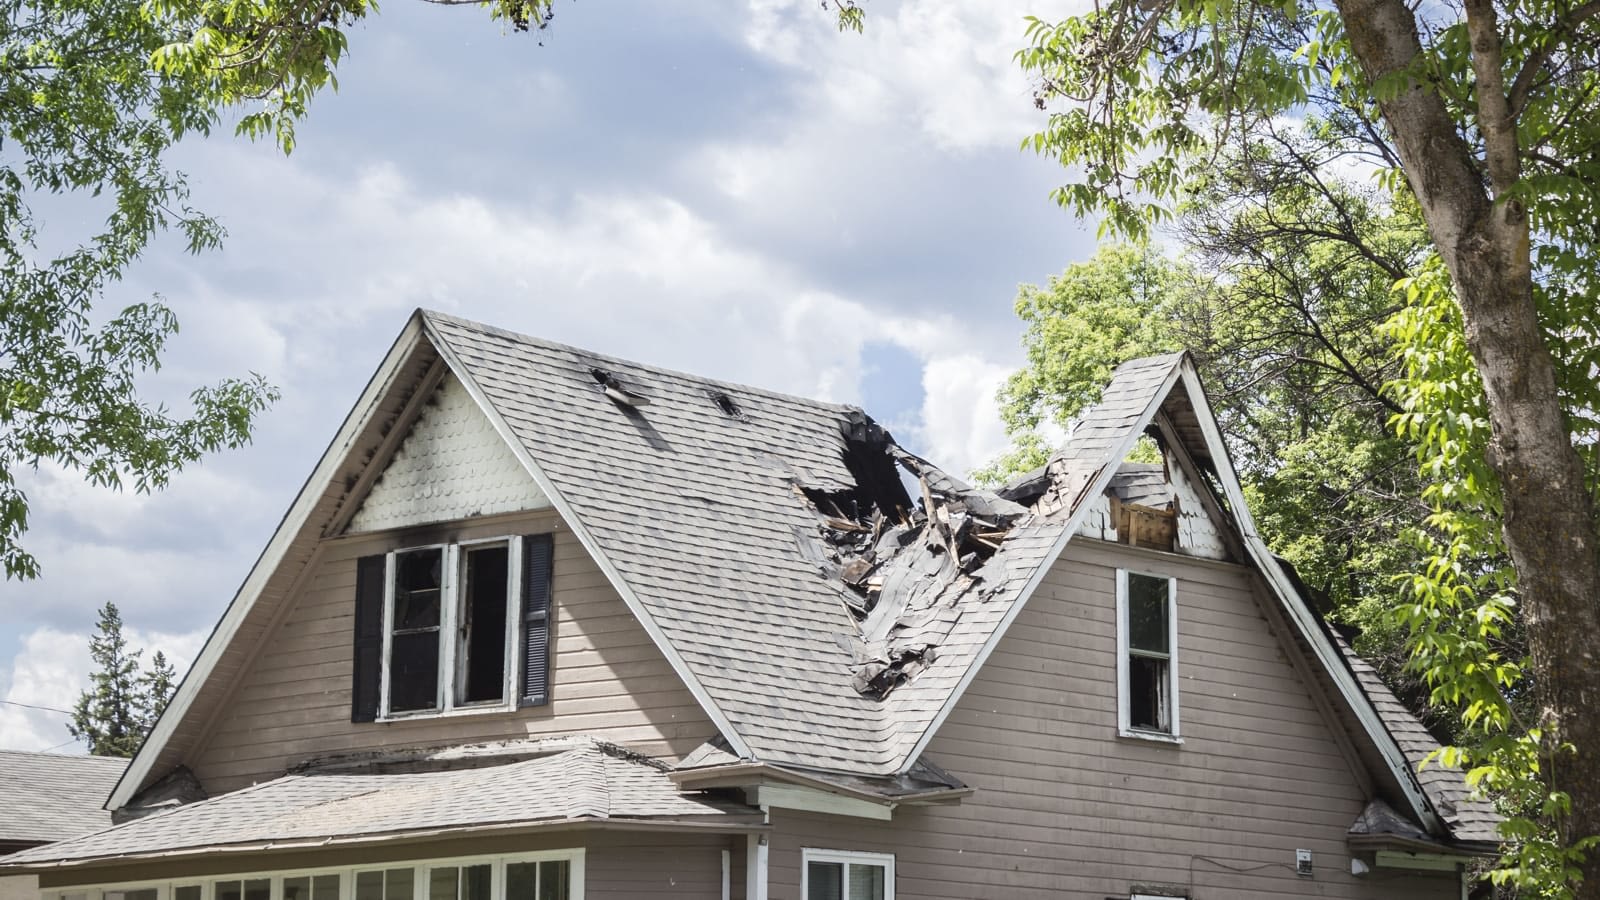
[707,390,748,422]
[789,409,1033,699]
[588,367,650,408]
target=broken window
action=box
[803,849,893,900]
[1118,570,1179,738]
[458,544,510,704]
[378,538,524,717]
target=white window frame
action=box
[378,535,524,720]
[1116,568,1182,743]
[40,849,585,900]
[800,848,895,900]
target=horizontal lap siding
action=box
[189,511,714,793]
[766,541,1456,900]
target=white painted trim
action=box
[720,850,730,900]
[108,317,430,811]
[41,848,586,899]
[421,316,755,760]
[746,834,768,900]
[1374,850,1464,872]
[376,537,521,720]
[896,359,1187,773]
[750,785,894,821]
[799,848,895,900]
[1116,569,1181,741]
[1172,359,1443,835]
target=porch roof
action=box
[0,741,762,872]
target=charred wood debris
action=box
[792,411,1046,701]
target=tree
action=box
[139,650,179,736]
[69,602,147,757]
[1016,0,1600,892]
[68,603,180,757]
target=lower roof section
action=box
[1,740,763,874]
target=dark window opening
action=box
[390,548,442,712]
[460,545,509,704]
[1128,656,1170,731]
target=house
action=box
[0,310,1500,899]
[0,751,129,900]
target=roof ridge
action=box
[419,309,859,418]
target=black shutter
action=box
[351,554,386,723]
[520,533,554,707]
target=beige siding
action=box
[764,540,1459,899]
[189,509,714,793]
[0,875,38,900]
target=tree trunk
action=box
[1334,0,1600,891]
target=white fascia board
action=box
[1171,358,1443,835]
[750,784,894,821]
[896,359,1186,774]
[108,315,430,811]
[420,317,755,761]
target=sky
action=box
[0,0,1098,753]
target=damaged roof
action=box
[424,313,1187,775]
[117,309,1481,849]
[2,740,761,872]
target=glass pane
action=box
[390,630,440,712]
[395,549,443,630]
[429,867,459,900]
[536,861,567,900]
[284,877,312,900]
[461,545,509,704]
[807,861,844,900]
[244,879,270,900]
[175,887,202,900]
[216,882,243,900]
[313,875,341,900]
[848,864,886,900]
[1129,655,1170,732]
[356,872,385,900]
[106,891,158,900]
[1127,573,1169,653]
[463,865,492,900]
[505,863,537,900]
[385,867,414,900]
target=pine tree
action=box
[69,602,147,757]
[138,650,178,735]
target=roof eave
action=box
[0,815,772,877]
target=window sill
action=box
[377,702,518,723]
[1118,728,1184,745]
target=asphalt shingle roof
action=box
[426,313,1182,775]
[1334,634,1502,845]
[0,750,128,846]
[1,741,758,869]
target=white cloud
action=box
[744,0,1050,153]
[916,353,1015,477]
[0,628,89,752]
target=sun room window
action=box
[1117,569,1180,741]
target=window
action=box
[1117,569,1180,740]
[802,849,894,900]
[357,532,553,720]
[43,852,583,900]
